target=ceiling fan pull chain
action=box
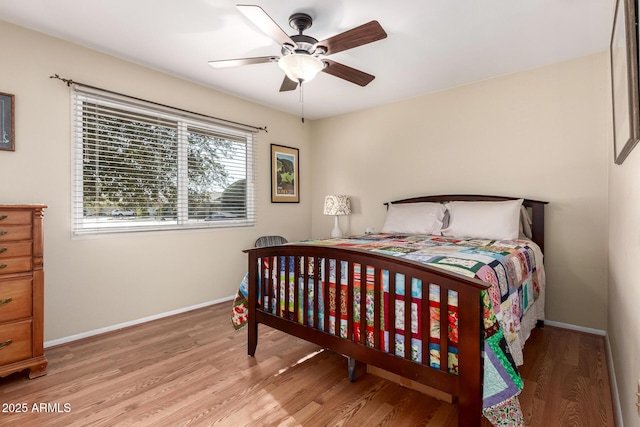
[300,80,305,123]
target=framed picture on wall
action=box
[271,144,299,203]
[610,0,640,164]
[0,92,15,152]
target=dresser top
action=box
[0,205,47,209]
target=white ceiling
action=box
[0,0,614,120]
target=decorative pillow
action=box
[381,202,446,235]
[441,199,524,240]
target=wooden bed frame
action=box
[244,195,547,426]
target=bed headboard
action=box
[385,195,549,253]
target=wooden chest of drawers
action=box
[0,205,47,378]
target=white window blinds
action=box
[71,84,256,235]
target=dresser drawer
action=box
[0,211,32,226]
[0,278,32,323]
[0,242,32,260]
[0,320,32,366]
[0,225,32,242]
[0,257,32,275]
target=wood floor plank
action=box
[0,305,615,426]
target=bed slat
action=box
[359,264,367,346]
[374,265,381,350]
[439,284,449,373]
[404,275,412,361]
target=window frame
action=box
[71,86,256,236]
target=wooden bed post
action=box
[247,251,258,357]
[456,284,484,427]
[529,201,546,253]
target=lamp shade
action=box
[323,195,351,216]
[278,53,324,83]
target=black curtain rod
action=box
[49,74,267,133]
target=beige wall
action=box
[608,136,640,424]
[311,53,610,331]
[0,21,312,342]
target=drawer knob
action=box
[0,339,12,350]
[0,264,6,270]
[0,248,5,254]
[0,231,6,236]
[0,215,6,221]
[0,297,12,307]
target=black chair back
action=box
[254,235,288,248]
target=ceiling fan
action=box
[208,4,388,92]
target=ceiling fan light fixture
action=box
[278,53,324,83]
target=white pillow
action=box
[441,199,524,240]
[381,202,446,235]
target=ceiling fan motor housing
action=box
[282,13,326,56]
[282,34,321,56]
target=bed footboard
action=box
[244,244,490,427]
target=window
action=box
[72,85,256,235]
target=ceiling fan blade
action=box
[279,76,298,92]
[208,56,278,68]
[315,21,387,55]
[237,5,297,48]
[321,59,375,87]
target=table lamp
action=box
[323,195,351,238]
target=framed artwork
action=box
[271,144,299,203]
[610,0,640,164]
[0,92,15,151]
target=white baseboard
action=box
[44,295,235,348]
[543,320,606,336]
[605,335,624,427]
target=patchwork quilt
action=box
[232,233,545,427]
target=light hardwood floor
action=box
[0,303,615,426]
